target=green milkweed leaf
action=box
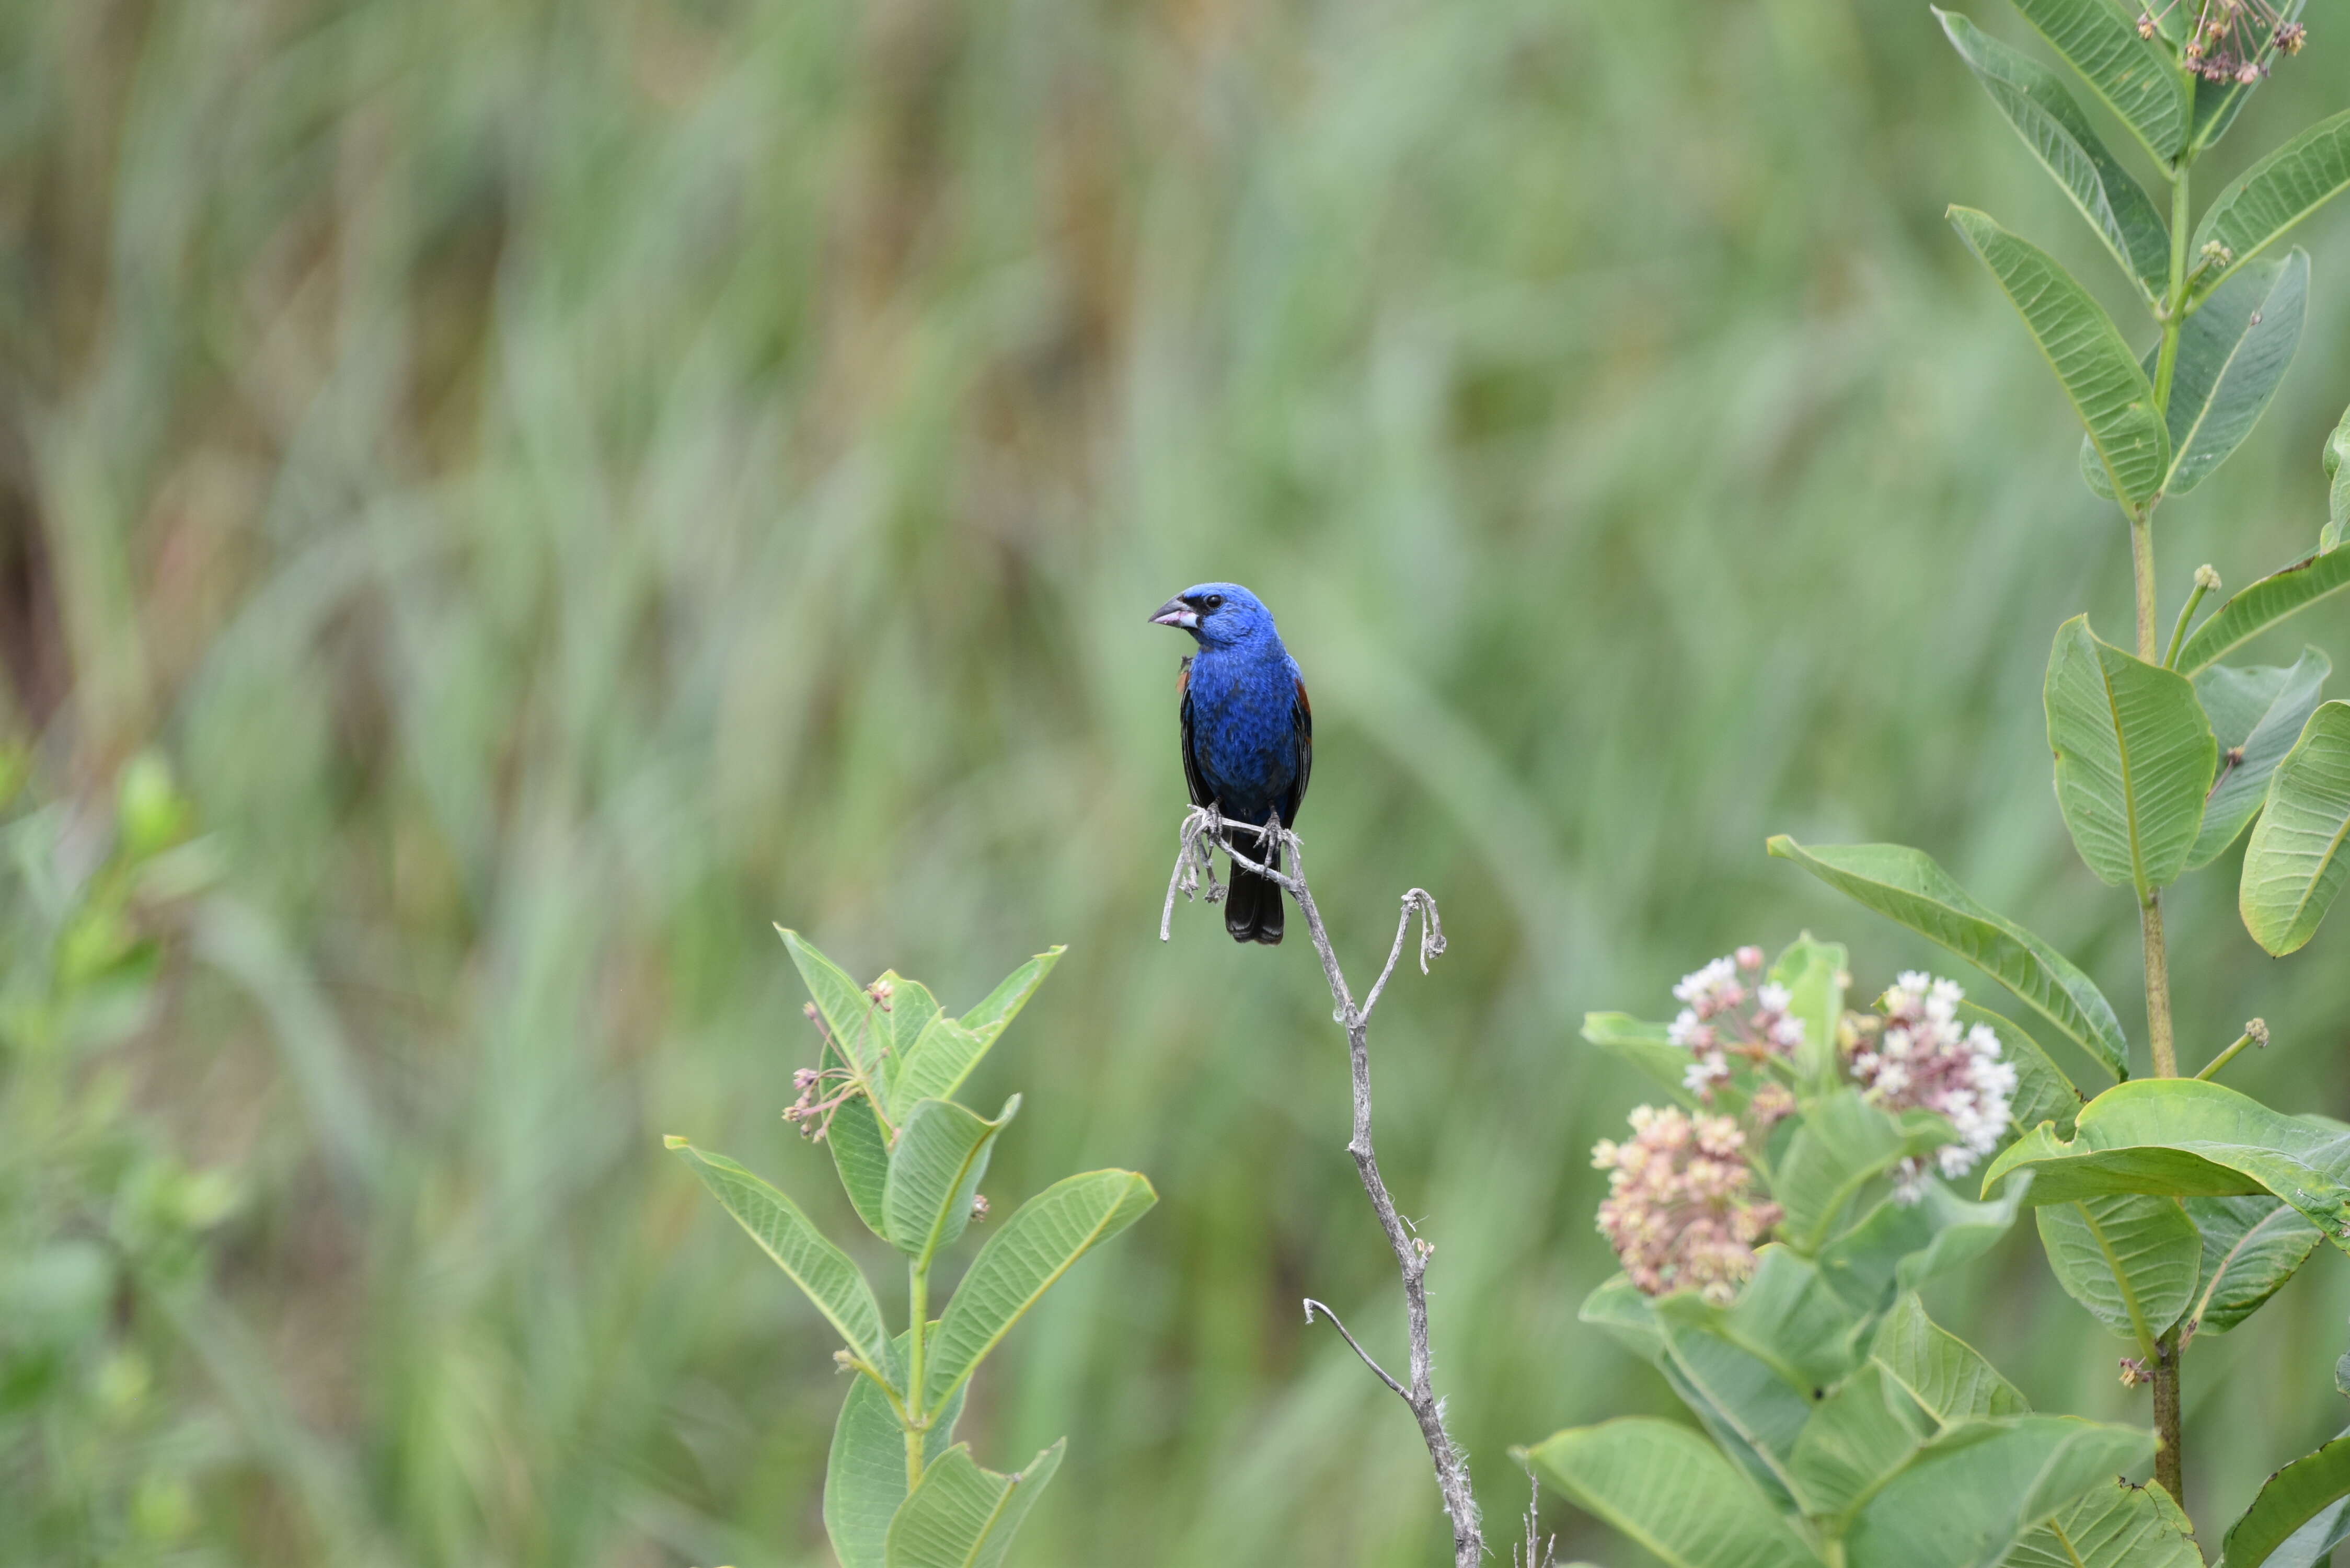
[1581,1012,1705,1107]
[959,947,1063,1044]
[924,1169,1156,1408]
[2222,1429,2350,1568]
[1655,1317,1813,1507]
[2044,616,2216,893]
[823,1040,895,1240]
[1524,1418,1827,1568]
[2004,0,2189,161]
[665,1138,896,1381]
[1950,209,2169,508]
[2087,256,2303,503]
[1789,1363,1927,1520]
[1819,1172,2032,1315]
[2324,403,2350,552]
[826,1331,969,1568]
[2003,1479,2202,1568]
[2241,701,2350,955]
[1770,933,1849,1091]
[1652,1246,1873,1394]
[871,971,942,1098]
[2081,255,2308,501]
[1869,1294,2030,1426]
[1957,1004,2081,1139]
[1773,1089,1953,1252]
[884,1097,1018,1268]
[1766,837,2129,1078]
[1937,10,2169,296]
[884,1440,1065,1568]
[2176,550,2350,676]
[2190,650,2331,869]
[1980,1078,2350,1252]
[1577,1275,1808,1510]
[1845,1415,2157,1568]
[2184,1194,2323,1335]
[887,946,1064,1121]
[781,927,890,1091]
[2034,1194,2201,1350]
[2163,251,2308,494]
[2192,108,2350,303]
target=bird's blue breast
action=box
[1185,645,1300,818]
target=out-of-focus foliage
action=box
[0,751,237,1566]
[2,0,2348,1564]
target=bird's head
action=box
[1148,582,1276,650]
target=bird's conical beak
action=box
[1149,597,1199,630]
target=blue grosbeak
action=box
[1149,583,1312,944]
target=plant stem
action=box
[2140,144,2194,1505]
[2129,511,2162,663]
[2195,1021,2266,1080]
[2161,568,2213,668]
[2152,157,2192,412]
[905,1259,929,1491]
[2140,892,2177,1078]
[2153,1329,2183,1498]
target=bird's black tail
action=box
[1224,832,1285,945]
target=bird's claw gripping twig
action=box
[1159,806,1227,941]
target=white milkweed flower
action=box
[1847,973,2017,1202]
[1662,949,1806,1103]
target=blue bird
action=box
[1150,583,1312,944]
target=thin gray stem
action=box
[1302,1299,1408,1399]
[1161,806,1483,1567]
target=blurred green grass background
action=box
[4,0,2350,1563]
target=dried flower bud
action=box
[2278,20,2306,51]
[2137,11,2158,36]
[970,1193,990,1221]
[2119,1356,2151,1387]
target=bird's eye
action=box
[1203,595,1224,610]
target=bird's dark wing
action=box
[1178,656,1212,808]
[1283,673,1312,827]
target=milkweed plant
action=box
[1522,0,2350,1564]
[664,932,1153,1568]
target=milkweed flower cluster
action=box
[1846,972,2018,1202]
[2138,0,2306,83]
[1668,946,1805,1100]
[1592,1106,1781,1305]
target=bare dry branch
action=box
[1302,1299,1407,1400]
[1162,806,1483,1567]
